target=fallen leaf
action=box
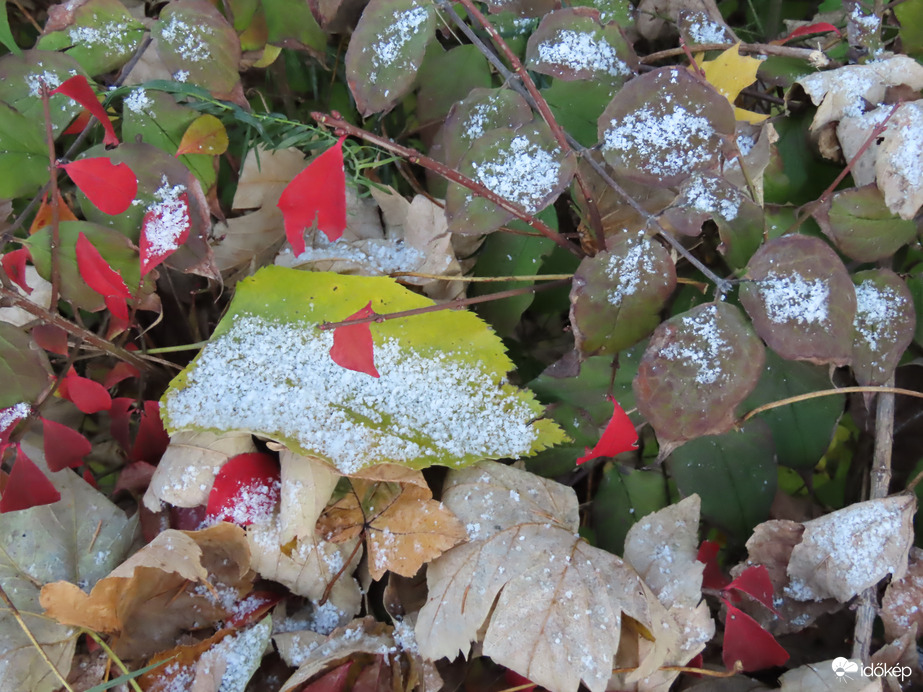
[277,448,341,545]
[329,302,379,377]
[575,396,638,465]
[41,416,91,471]
[175,113,229,156]
[726,565,777,613]
[190,617,272,691]
[0,445,60,512]
[881,547,923,641]
[778,659,881,691]
[49,75,118,146]
[697,540,730,590]
[722,601,789,671]
[206,452,281,526]
[697,44,769,124]
[277,136,347,254]
[60,158,137,215]
[319,478,466,580]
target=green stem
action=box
[81,629,143,692]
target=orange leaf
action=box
[175,114,229,156]
[29,189,79,234]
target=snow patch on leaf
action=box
[536,30,629,77]
[604,232,653,306]
[471,135,562,213]
[757,273,829,325]
[367,5,429,85]
[658,305,727,385]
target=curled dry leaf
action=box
[881,547,923,642]
[318,477,467,580]
[778,660,882,691]
[40,523,253,659]
[416,461,678,692]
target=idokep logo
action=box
[831,657,912,683]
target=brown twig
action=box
[641,41,830,65]
[740,385,923,423]
[318,278,570,330]
[310,112,582,257]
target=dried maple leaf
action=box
[416,461,677,692]
[318,476,466,580]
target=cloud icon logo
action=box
[831,657,860,677]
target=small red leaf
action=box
[0,446,61,513]
[206,452,281,526]
[102,361,139,388]
[58,367,112,414]
[301,662,352,692]
[32,324,69,356]
[113,460,157,495]
[778,22,841,44]
[49,75,119,146]
[330,302,379,377]
[42,417,92,471]
[576,396,638,465]
[727,564,778,614]
[60,158,137,215]
[75,232,132,304]
[722,600,789,672]
[83,468,98,488]
[129,401,169,464]
[697,539,731,591]
[277,136,347,255]
[62,108,93,136]
[140,189,191,276]
[2,247,32,294]
[223,591,283,629]
[0,402,31,449]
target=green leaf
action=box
[262,0,326,53]
[344,0,436,116]
[814,184,919,263]
[438,87,533,169]
[0,51,85,136]
[569,0,632,24]
[740,235,857,365]
[634,302,765,452]
[161,267,567,474]
[743,349,843,470]
[851,269,916,387]
[570,230,676,356]
[543,78,616,148]
[36,0,145,76]
[895,0,923,57]
[598,67,735,187]
[483,0,557,18]
[0,106,47,198]
[0,0,20,55]
[417,44,492,133]
[152,0,242,101]
[592,466,672,555]
[667,421,777,541]
[0,323,51,409]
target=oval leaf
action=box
[0,323,51,410]
[140,188,191,276]
[634,302,765,451]
[49,74,118,146]
[851,269,916,386]
[439,87,533,169]
[206,452,281,526]
[722,601,789,672]
[598,67,735,187]
[175,113,229,156]
[575,396,637,465]
[570,230,676,356]
[42,417,92,472]
[740,235,857,365]
[60,158,137,215]
[58,366,112,414]
[0,446,61,512]
[75,231,132,300]
[1,247,31,294]
[344,0,435,116]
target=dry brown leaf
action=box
[871,624,921,684]
[881,547,923,641]
[416,461,677,692]
[143,430,257,511]
[190,618,272,691]
[347,463,431,489]
[723,122,778,206]
[636,0,737,42]
[278,448,341,545]
[318,478,467,580]
[778,660,882,691]
[0,266,53,327]
[40,524,253,659]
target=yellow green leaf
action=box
[175,113,229,157]
[696,44,769,124]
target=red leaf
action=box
[139,189,191,276]
[576,396,638,465]
[32,324,69,356]
[58,367,112,414]
[276,136,347,255]
[223,591,283,629]
[778,22,841,44]
[697,540,731,591]
[109,397,133,451]
[75,232,132,303]
[62,108,92,136]
[722,600,789,672]
[206,453,281,526]
[113,460,157,495]
[60,158,137,215]
[49,75,119,147]
[0,446,61,513]
[170,504,208,531]
[102,361,139,388]
[2,247,32,294]
[503,670,537,691]
[42,417,92,471]
[83,468,98,489]
[727,564,778,614]
[330,302,379,377]
[0,402,31,449]
[129,401,169,463]
[301,662,352,692]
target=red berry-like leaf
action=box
[0,446,61,513]
[206,452,281,526]
[277,136,347,255]
[727,564,778,614]
[697,540,731,591]
[58,367,112,414]
[32,324,69,356]
[576,396,638,465]
[49,75,119,146]
[330,302,380,377]
[60,158,137,215]
[129,401,169,464]
[42,417,92,471]
[2,247,32,294]
[722,600,789,672]
[140,190,191,276]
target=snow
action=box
[310,599,347,634]
[163,315,540,473]
[471,134,562,213]
[0,402,31,436]
[207,620,270,692]
[658,305,727,385]
[535,30,630,77]
[757,273,829,325]
[684,176,739,220]
[143,177,189,256]
[605,232,654,306]
[685,12,731,44]
[367,5,429,85]
[800,67,877,119]
[68,22,129,50]
[159,14,213,62]
[124,88,150,114]
[853,280,898,352]
[26,70,64,97]
[286,234,424,275]
[603,104,716,180]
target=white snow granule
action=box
[535,30,630,77]
[758,273,829,325]
[658,305,727,384]
[471,135,561,213]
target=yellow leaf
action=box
[696,44,769,124]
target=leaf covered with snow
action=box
[162,267,566,474]
[740,235,857,365]
[569,230,676,356]
[850,269,916,386]
[633,302,765,451]
[344,0,435,116]
[598,67,735,187]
